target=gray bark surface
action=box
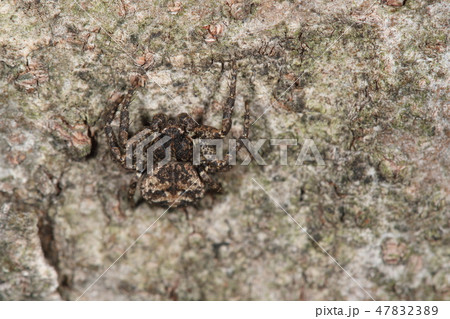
[0,0,448,300]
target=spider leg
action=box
[237,99,251,151]
[118,89,134,149]
[221,60,237,136]
[105,92,128,167]
[191,125,226,172]
[199,168,222,191]
[125,128,156,170]
[222,99,251,166]
[128,171,143,208]
[190,61,237,139]
[202,159,232,173]
[195,101,252,173]
[105,124,124,165]
[189,63,251,175]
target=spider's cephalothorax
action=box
[104,62,251,207]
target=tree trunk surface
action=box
[0,0,448,300]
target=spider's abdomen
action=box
[140,162,205,207]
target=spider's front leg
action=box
[118,90,134,149]
[221,60,237,136]
[198,100,251,174]
[128,171,143,208]
[198,168,222,192]
[191,61,239,170]
[104,89,134,168]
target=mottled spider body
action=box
[141,162,205,207]
[104,63,250,208]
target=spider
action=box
[104,62,251,208]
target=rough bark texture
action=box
[0,0,448,300]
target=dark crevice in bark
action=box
[36,209,72,300]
